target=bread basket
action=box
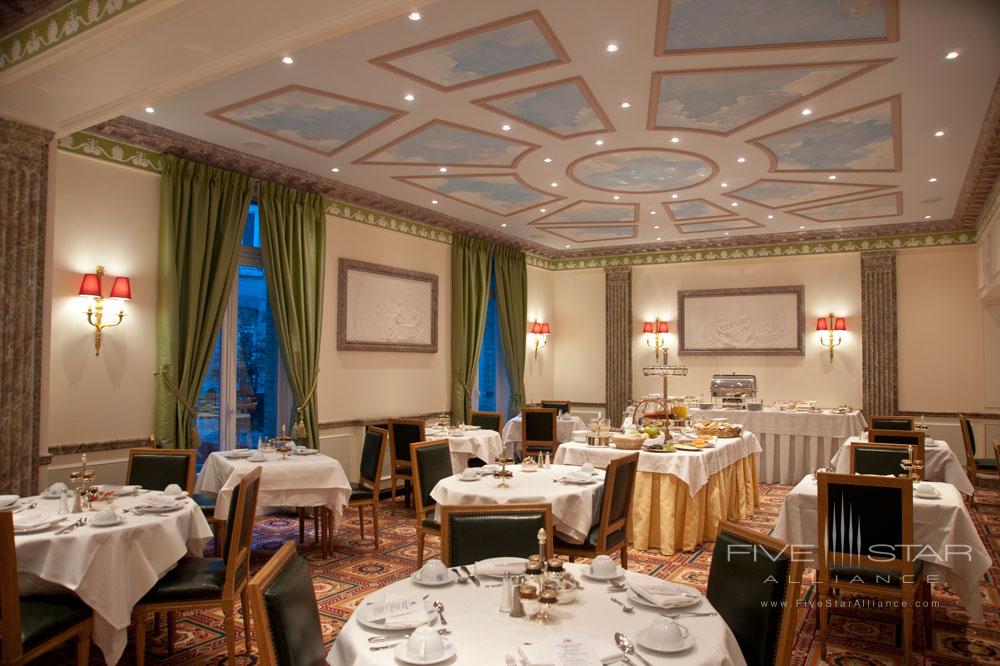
[612,433,645,450]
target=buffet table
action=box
[555,432,761,554]
[830,435,975,495]
[689,407,866,484]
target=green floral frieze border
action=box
[57,131,976,268]
[0,0,151,73]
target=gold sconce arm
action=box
[533,335,548,361]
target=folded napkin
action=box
[565,470,592,483]
[628,581,696,609]
[145,495,180,508]
[518,637,618,666]
[366,597,427,629]
[114,485,139,496]
[475,558,526,577]
[13,514,49,530]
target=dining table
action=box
[771,477,991,621]
[503,414,587,450]
[11,490,214,664]
[829,435,975,494]
[327,562,747,665]
[430,464,605,545]
[688,406,867,485]
[555,432,761,554]
[424,425,506,472]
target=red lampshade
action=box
[79,273,102,297]
[642,321,654,334]
[815,317,829,331]
[657,321,669,334]
[109,276,131,300]
[529,321,543,334]
[833,317,846,331]
[539,323,551,335]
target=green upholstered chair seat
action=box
[394,464,412,475]
[830,560,924,588]
[128,454,192,492]
[445,510,548,566]
[853,448,910,476]
[141,557,226,603]
[262,553,327,666]
[422,517,440,530]
[192,491,217,510]
[349,484,374,502]
[554,525,626,550]
[20,595,91,651]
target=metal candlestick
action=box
[899,445,924,482]
[68,453,96,513]
[494,456,514,487]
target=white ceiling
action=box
[128,0,1000,251]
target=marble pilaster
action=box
[860,250,898,418]
[605,267,632,427]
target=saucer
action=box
[393,641,456,665]
[581,566,625,581]
[13,517,66,534]
[91,517,124,528]
[521,465,539,473]
[224,450,253,459]
[0,495,20,509]
[914,487,942,500]
[636,627,695,654]
[457,475,480,482]
[410,569,457,586]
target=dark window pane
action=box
[236,264,282,446]
[241,203,260,248]
[195,333,222,465]
[477,275,498,413]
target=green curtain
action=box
[258,181,326,449]
[493,244,528,416]
[155,155,253,449]
[450,234,493,422]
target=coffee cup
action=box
[420,559,448,583]
[461,467,479,480]
[644,616,689,650]
[590,554,617,578]
[580,462,595,474]
[405,625,445,660]
[163,483,183,496]
[93,507,119,526]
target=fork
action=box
[610,596,634,613]
[662,610,718,619]
[55,517,86,535]
[505,653,517,666]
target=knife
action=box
[461,565,480,587]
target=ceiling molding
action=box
[954,74,1000,232]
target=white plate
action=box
[90,517,124,528]
[559,476,596,485]
[410,570,457,587]
[520,466,539,473]
[475,556,527,578]
[0,495,20,508]
[13,517,67,535]
[394,641,456,665]
[135,503,183,513]
[581,566,625,581]
[456,475,480,482]
[224,450,253,459]
[627,582,701,611]
[464,425,482,430]
[636,628,696,654]
[914,489,942,500]
[292,449,319,456]
[356,600,435,632]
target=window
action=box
[474,270,511,417]
[195,204,291,464]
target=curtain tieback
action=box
[154,367,200,447]
[292,371,319,440]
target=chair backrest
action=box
[247,541,326,666]
[358,427,388,488]
[959,416,977,480]
[469,411,503,433]
[706,522,803,666]
[869,415,914,431]
[869,429,925,447]
[126,447,196,492]
[594,453,640,550]
[0,511,24,662]
[849,442,923,477]
[388,419,426,468]
[817,473,914,584]
[223,467,262,595]
[540,400,571,415]
[521,408,557,457]
[440,504,553,567]
[410,440,452,519]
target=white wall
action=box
[524,265,555,402]
[553,268,606,403]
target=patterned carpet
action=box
[35,478,1000,665]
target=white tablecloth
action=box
[503,414,586,446]
[196,451,351,522]
[431,464,604,545]
[830,436,975,495]
[426,427,505,472]
[772,478,991,620]
[553,431,762,497]
[327,562,746,666]
[690,407,867,484]
[14,492,213,664]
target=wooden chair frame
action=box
[869,415,915,430]
[714,522,803,666]
[521,408,558,460]
[388,418,426,511]
[868,429,926,447]
[1,513,93,666]
[554,452,639,569]
[126,447,196,493]
[439,503,554,567]
[959,416,978,483]
[849,441,925,477]
[132,467,262,666]
[410,439,449,567]
[246,541,319,666]
[349,426,388,549]
[816,472,930,664]
[469,411,504,435]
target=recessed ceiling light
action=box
[945,50,959,60]
[801,108,814,116]
[730,202,738,207]
[408,11,422,21]
[439,167,447,173]
[606,43,619,53]
[671,194,679,199]
[565,244,571,248]
[653,225,660,230]
[501,223,508,227]
[924,215,932,219]
[144,106,155,113]
[595,139,604,146]
[724,232,730,235]
[431,199,438,204]
[330,167,340,173]
[670,136,680,143]
[501,123,511,131]
[543,157,552,163]
[827,175,837,180]
[934,130,945,137]
[737,157,746,163]
[281,56,294,65]
[550,182,558,187]
[539,208,547,213]
[403,93,415,102]
[620,101,631,109]
[767,214,774,219]
[799,225,805,229]
[656,237,662,241]
[928,177,938,182]
[650,211,657,215]
[612,195,620,200]
[721,182,728,188]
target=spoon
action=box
[610,596,634,613]
[615,633,653,666]
[433,600,448,625]
[368,628,450,643]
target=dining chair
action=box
[247,541,326,666]
[410,439,451,567]
[554,452,639,569]
[132,467,262,666]
[521,408,557,460]
[816,472,930,665]
[348,426,388,549]
[1,512,93,666]
[705,522,803,666]
[959,415,978,483]
[440,504,553,567]
[388,419,426,511]
[869,428,926,447]
[469,410,503,433]
[869,415,915,431]
[126,447,196,492]
[541,400,571,415]
[849,441,925,477]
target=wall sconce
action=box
[642,318,670,362]
[816,313,846,362]
[528,320,550,360]
[79,265,131,356]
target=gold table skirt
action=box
[630,453,759,554]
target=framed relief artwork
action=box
[677,285,804,355]
[337,258,438,353]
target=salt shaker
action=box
[58,488,69,515]
[500,570,513,614]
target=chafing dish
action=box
[710,373,757,409]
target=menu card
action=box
[550,638,602,666]
[366,597,426,628]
